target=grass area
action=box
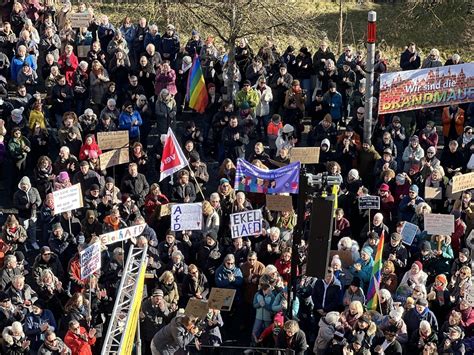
[93,0,472,69]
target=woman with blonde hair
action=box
[340,300,363,332]
[158,270,179,311]
[202,200,220,235]
[411,202,432,230]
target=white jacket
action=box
[254,85,273,117]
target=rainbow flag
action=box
[366,230,384,310]
[186,55,208,113]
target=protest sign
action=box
[159,204,172,217]
[80,242,101,280]
[452,172,474,194]
[171,203,202,231]
[358,196,380,210]
[378,63,474,115]
[266,194,293,212]
[465,284,474,307]
[77,45,89,58]
[290,147,320,164]
[97,130,129,150]
[99,224,146,245]
[424,213,455,236]
[99,148,130,170]
[424,187,442,200]
[230,209,263,238]
[70,13,91,28]
[185,299,209,319]
[53,184,83,215]
[208,288,236,311]
[235,158,300,194]
[329,250,353,268]
[401,221,418,246]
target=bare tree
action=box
[181,0,320,101]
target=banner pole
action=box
[187,161,206,201]
[88,276,92,328]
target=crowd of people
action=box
[0,1,473,355]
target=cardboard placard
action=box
[230,209,263,238]
[446,185,462,200]
[424,213,455,236]
[290,147,320,164]
[184,298,209,319]
[424,186,442,200]
[171,203,203,231]
[452,172,474,194]
[70,12,92,28]
[97,131,129,150]
[159,203,172,217]
[99,148,130,170]
[266,194,293,212]
[358,195,380,210]
[208,288,236,311]
[329,250,353,268]
[80,242,101,280]
[401,221,418,246]
[53,183,83,215]
[77,45,90,58]
[99,224,146,245]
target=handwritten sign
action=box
[452,172,474,194]
[70,12,92,28]
[290,147,320,164]
[401,221,418,246]
[99,224,146,245]
[99,148,130,170]
[80,242,101,280]
[424,187,442,200]
[97,131,129,150]
[185,298,209,319]
[208,288,236,311]
[266,194,293,212]
[230,209,262,238]
[358,195,380,210]
[424,213,455,236]
[171,203,202,231]
[53,184,83,215]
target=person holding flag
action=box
[366,231,385,311]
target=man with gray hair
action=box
[0,255,22,290]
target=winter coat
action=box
[272,289,299,319]
[399,195,424,222]
[120,172,149,206]
[314,317,337,354]
[254,85,273,117]
[171,182,196,203]
[322,91,343,121]
[276,329,307,355]
[181,272,209,306]
[222,124,249,160]
[151,315,196,355]
[64,327,96,355]
[24,310,57,349]
[12,179,42,219]
[154,69,177,96]
[118,110,142,139]
[311,277,342,312]
[349,257,374,290]
[400,49,421,71]
[2,326,29,355]
[403,306,438,335]
[37,338,71,354]
[11,55,37,84]
[253,290,275,322]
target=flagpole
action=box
[187,160,206,201]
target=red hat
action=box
[379,183,390,192]
[413,261,423,271]
[274,312,284,325]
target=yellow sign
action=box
[121,263,146,354]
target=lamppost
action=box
[364,10,377,142]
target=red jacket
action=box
[79,136,102,161]
[58,53,79,86]
[64,327,96,355]
[275,258,298,285]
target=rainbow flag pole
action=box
[186,54,209,113]
[366,230,385,311]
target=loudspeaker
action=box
[305,196,334,278]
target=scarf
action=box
[181,61,192,72]
[104,215,120,230]
[160,281,174,294]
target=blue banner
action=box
[234,159,300,194]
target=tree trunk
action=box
[338,0,343,53]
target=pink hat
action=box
[89,150,98,159]
[58,171,69,182]
[379,183,390,192]
[413,261,423,271]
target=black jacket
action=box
[276,329,307,355]
[120,173,150,207]
[171,183,196,203]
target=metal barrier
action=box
[186,344,295,355]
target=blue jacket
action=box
[215,265,243,289]
[403,307,438,335]
[118,110,142,139]
[399,196,424,222]
[272,288,299,319]
[24,309,57,349]
[253,290,275,322]
[11,55,37,84]
[323,91,343,121]
[159,33,180,60]
[144,32,161,51]
[349,257,374,290]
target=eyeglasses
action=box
[226,262,234,266]
[460,272,467,276]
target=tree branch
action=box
[181,3,230,43]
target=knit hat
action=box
[325,311,340,325]
[240,101,250,110]
[413,260,423,271]
[435,274,448,285]
[395,173,406,184]
[383,148,392,155]
[282,124,294,134]
[243,79,251,86]
[361,246,372,257]
[391,233,402,242]
[392,116,401,123]
[348,169,359,180]
[410,135,419,142]
[460,248,470,258]
[90,184,100,191]
[105,176,115,184]
[33,299,46,309]
[358,314,371,324]
[379,183,390,192]
[274,312,284,325]
[58,171,69,182]
[421,241,432,252]
[206,230,218,242]
[416,298,428,307]
[89,150,98,159]
[220,178,230,185]
[152,288,164,297]
[80,160,89,167]
[11,107,24,122]
[409,164,420,173]
[191,29,199,36]
[389,307,404,322]
[0,291,10,302]
[52,223,62,231]
[409,184,419,193]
